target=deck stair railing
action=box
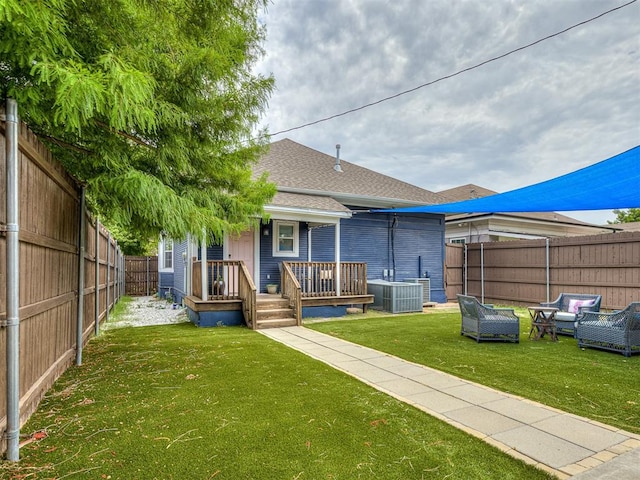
[238,262,257,329]
[284,261,367,297]
[281,262,302,325]
[192,259,256,327]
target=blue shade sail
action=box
[376,146,640,214]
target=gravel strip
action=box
[103,296,189,329]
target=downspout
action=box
[334,221,341,297]
[94,219,100,336]
[76,187,86,365]
[390,215,398,281]
[4,98,20,461]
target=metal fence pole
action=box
[546,238,550,303]
[95,219,100,335]
[480,243,485,304]
[76,188,86,365]
[106,232,111,322]
[4,98,21,461]
[146,256,150,296]
[464,243,468,295]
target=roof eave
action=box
[264,204,352,223]
[278,186,431,209]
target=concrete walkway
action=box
[260,326,640,479]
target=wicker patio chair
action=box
[540,293,602,336]
[576,302,640,357]
[457,294,520,343]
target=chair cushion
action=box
[555,312,576,322]
[483,315,511,321]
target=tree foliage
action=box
[610,208,640,224]
[1,0,275,244]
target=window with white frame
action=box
[450,238,466,244]
[272,220,298,257]
[160,236,173,270]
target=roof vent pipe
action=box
[334,144,343,172]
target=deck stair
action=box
[255,295,297,329]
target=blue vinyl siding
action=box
[311,212,446,302]
[165,240,223,303]
[158,272,174,299]
[171,242,186,304]
[259,221,308,291]
[164,213,446,303]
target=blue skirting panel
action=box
[187,308,244,327]
[302,305,347,319]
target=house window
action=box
[273,220,298,257]
[450,238,466,244]
[160,237,173,270]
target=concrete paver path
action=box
[261,326,640,479]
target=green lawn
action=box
[3,321,556,479]
[308,309,640,436]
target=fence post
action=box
[95,219,100,335]
[76,188,86,366]
[464,243,468,295]
[4,97,21,461]
[545,238,550,303]
[106,232,111,322]
[480,243,485,304]
[146,256,150,296]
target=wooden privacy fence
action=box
[125,256,158,295]
[0,107,123,456]
[445,231,640,310]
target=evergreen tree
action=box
[1,0,275,244]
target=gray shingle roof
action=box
[270,191,351,213]
[255,139,445,207]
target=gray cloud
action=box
[255,0,640,224]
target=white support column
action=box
[335,222,341,297]
[185,233,192,297]
[201,230,207,301]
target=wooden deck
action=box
[184,292,374,329]
[188,260,373,328]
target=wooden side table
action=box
[528,306,558,341]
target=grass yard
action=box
[2,321,556,480]
[308,309,640,436]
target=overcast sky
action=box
[254,0,639,225]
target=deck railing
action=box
[283,262,368,297]
[237,262,257,329]
[192,260,256,327]
[281,262,302,325]
[192,260,241,300]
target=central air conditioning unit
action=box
[403,278,431,305]
[367,280,422,314]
